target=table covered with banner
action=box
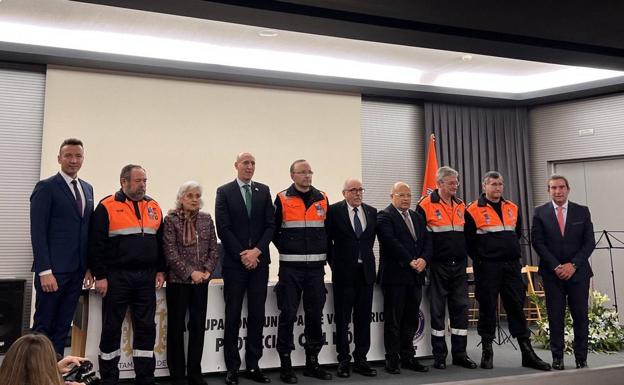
[83,282,431,379]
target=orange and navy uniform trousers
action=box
[417,189,469,361]
[273,184,328,355]
[88,190,164,385]
[465,194,530,341]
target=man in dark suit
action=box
[30,138,94,356]
[531,174,595,370]
[377,182,431,375]
[326,178,377,378]
[215,152,276,385]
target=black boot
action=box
[279,354,298,384]
[304,355,332,380]
[480,338,493,369]
[518,338,551,371]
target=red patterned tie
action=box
[556,206,565,236]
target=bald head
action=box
[342,178,364,207]
[235,152,255,182]
[391,182,412,211]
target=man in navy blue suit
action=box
[531,174,595,370]
[30,138,94,356]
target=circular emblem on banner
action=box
[413,309,426,342]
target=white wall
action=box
[41,66,362,279]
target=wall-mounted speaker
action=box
[0,279,25,354]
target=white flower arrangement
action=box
[531,290,624,353]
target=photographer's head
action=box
[0,333,65,385]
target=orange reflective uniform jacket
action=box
[465,196,521,260]
[89,191,164,278]
[275,185,328,266]
[417,189,467,262]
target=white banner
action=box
[85,282,431,378]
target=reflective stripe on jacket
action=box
[466,195,521,260]
[276,186,328,266]
[89,190,164,277]
[417,189,467,262]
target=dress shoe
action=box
[480,338,494,369]
[552,357,565,370]
[352,361,377,377]
[518,338,551,371]
[433,360,446,369]
[303,355,332,380]
[245,368,271,383]
[576,360,588,369]
[401,358,429,372]
[452,355,478,369]
[336,361,350,378]
[384,357,400,374]
[279,354,298,384]
[225,370,239,385]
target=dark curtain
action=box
[424,102,536,264]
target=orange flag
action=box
[421,134,439,197]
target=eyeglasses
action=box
[344,188,365,194]
[293,171,314,176]
[393,193,412,198]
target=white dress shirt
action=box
[551,200,569,225]
[347,203,366,263]
[236,177,253,201]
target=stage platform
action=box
[147,327,624,385]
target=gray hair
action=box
[175,181,203,210]
[119,164,145,186]
[482,170,502,185]
[436,166,458,183]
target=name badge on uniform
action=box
[147,206,158,220]
[315,203,325,217]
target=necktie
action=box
[402,210,416,240]
[353,207,363,238]
[71,179,83,217]
[243,184,252,217]
[556,206,565,236]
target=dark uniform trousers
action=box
[473,259,530,340]
[542,276,590,361]
[333,264,374,363]
[382,284,422,359]
[275,265,326,355]
[166,282,208,382]
[429,260,469,359]
[99,269,157,385]
[223,266,269,370]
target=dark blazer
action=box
[215,180,275,269]
[30,172,94,274]
[377,204,432,286]
[531,201,595,283]
[326,200,377,285]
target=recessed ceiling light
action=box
[258,29,278,37]
[461,54,473,62]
